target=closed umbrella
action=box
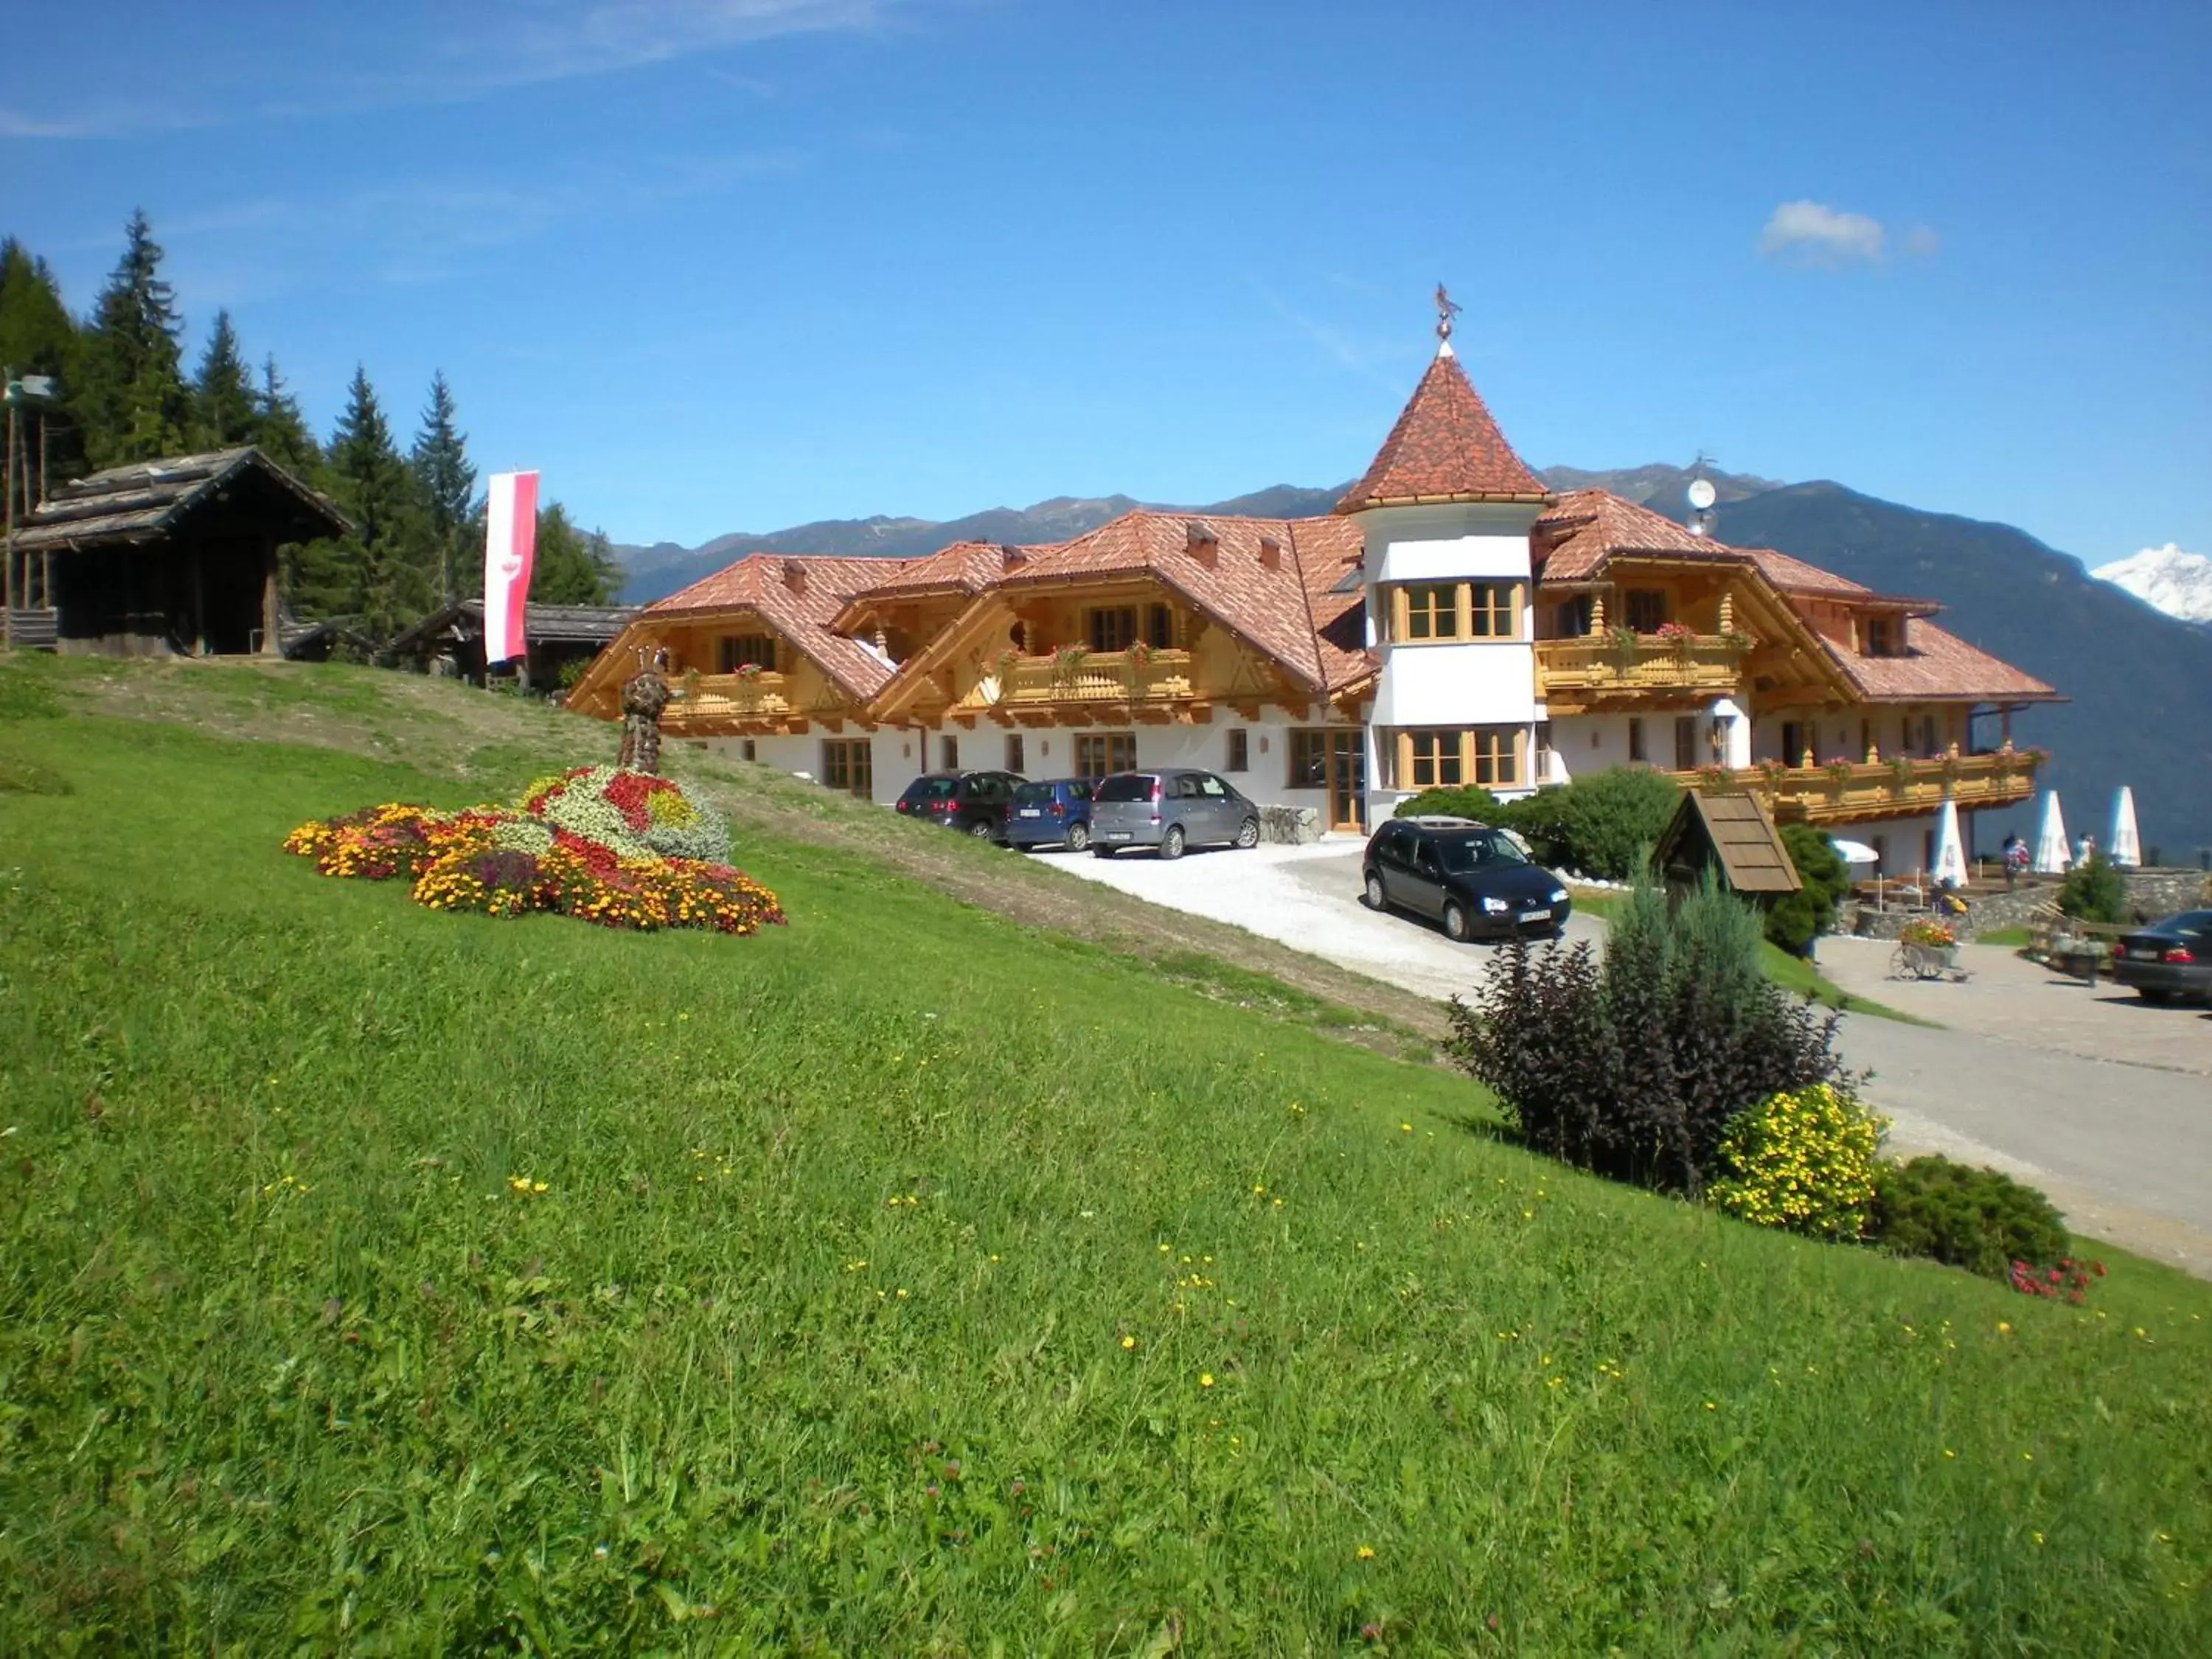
[2032,790,2070,874]
[1830,838,1880,866]
[1932,797,1969,888]
[2109,786,2142,868]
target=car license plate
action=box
[1018,808,1041,817]
[1518,909,1551,924]
[1106,831,1131,841]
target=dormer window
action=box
[1863,616,1899,657]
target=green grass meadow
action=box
[1,661,2208,1652]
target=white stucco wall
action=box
[1360,501,1540,588]
[1369,642,1537,727]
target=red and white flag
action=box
[483,470,539,666]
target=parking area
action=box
[1029,832,1607,1004]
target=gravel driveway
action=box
[1036,836,2212,1276]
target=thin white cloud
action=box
[1758,199,1888,267]
[1,1,911,138]
[1901,223,1941,258]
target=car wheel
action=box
[2137,987,2172,1004]
[968,819,996,839]
[1160,824,1186,861]
[1065,821,1091,852]
[1364,871,1388,910]
[1234,816,1259,849]
[1443,901,1472,943]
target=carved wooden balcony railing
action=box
[1671,748,2045,824]
[958,647,1197,712]
[1535,633,1750,707]
[666,669,793,725]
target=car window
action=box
[1171,774,1197,799]
[1012,782,1051,806]
[1413,841,1439,874]
[1197,775,1228,797]
[1438,831,1530,873]
[1380,824,1411,861]
[1065,781,1093,801]
[904,777,958,802]
[1093,774,1152,804]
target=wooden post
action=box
[262,535,281,656]
[1718,588,1735,634]
[4,400,15,647]
[192,546,207,656]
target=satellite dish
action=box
[1686,478,1717,512]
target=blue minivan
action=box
[1005,777,1096,852]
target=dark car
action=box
[1363,815,1571,943]
[1088,768,1261,860]
[2111,909,2212,1004]
[1005,777,1096,852]
[893,771,1025,841]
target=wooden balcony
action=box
[1672,749,2045,825]
[666,670,794,726]
[1536,633,1750,708]
[957,647,1197,717]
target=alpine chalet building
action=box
[572,318,2056,876]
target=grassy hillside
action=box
[1,658,2207,1652]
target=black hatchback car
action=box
[893,771,1024,840]
[2111,909,2212,1004]
[1363,816,1571,943]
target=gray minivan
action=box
[1088,768,1261,860]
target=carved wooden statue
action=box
[618,655,672,774]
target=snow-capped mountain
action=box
[2093,543,2212,625]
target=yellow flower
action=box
[1354,1545,1376,1560]
[1121,1335,1137,1351]
[1199,1373,1214,1388]
[1997,1321,2012,1335]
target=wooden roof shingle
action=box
[11,446,349,553]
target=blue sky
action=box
[4,1,2206,562]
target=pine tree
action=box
[189,310,257,449]
[529,504,622,605]
[75,209,189,466]
[251,355,321,478]
[408,371,475,605]
[310,366,433,637]
[0,237,84,509]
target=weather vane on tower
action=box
[1434,283,1462,345]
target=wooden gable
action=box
[1654,789,1801,896]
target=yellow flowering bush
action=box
[1709,1082,1888,1240]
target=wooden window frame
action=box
[1393,727,1523,791]
[939,734,959,771]
[1144,602,1175,650]
[1863,616,1896,658]
[821,738,872,798]
[717,633,777,672]
[1225,727,1249,773]
[1085,606,1137,653]
[1074,731,1137,779]
[1627,717,1646,764]
[1390,581,1522,644]
[1624,588,1668,634]
[1006,733,1025,773]
[1287,728,1329,790]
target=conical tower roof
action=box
[1335,345,1548,514]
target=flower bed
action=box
[1897,918,1956,948]
[284,770,783,936]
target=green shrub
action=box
[1764,824,1852,956]
[1392,785,1508,824]
[2058,853,2129,925]
[1541,768,1683,880]
[1449,872,1848,1197]
[1869,1155,2069,1279]
[1709,1082,1887,1239]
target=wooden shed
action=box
[1654,789,1801,900]
[386,599,639,688]
[10,448,349,658]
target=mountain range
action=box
[612,468,2212,856]
[2092,545,2212,627]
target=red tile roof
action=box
[1336,349,1548,513]
[843,538,1015,602]
[999,510,1374,693]
[645,553,902,699]
[1820,619,2058,704]
[1534,489,1728,580]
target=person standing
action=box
[2000,831,2024,891]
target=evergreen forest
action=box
[0,211,619,647]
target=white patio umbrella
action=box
[2108,785,2142,868]
[2032,790,2070,874]
[1829,838,1880,866]
[1931,797,1969,888]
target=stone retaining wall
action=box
[1844,868,2210,938]
[1259,804,1324,846]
